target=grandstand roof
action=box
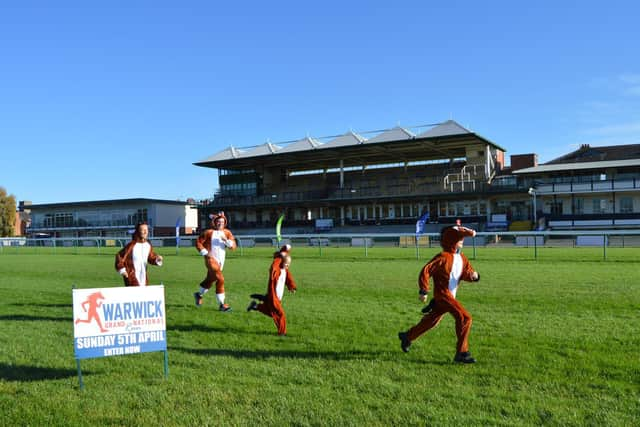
[27,198,192,209]
[513,158,640,174]
[319,131,367,149]
[416,120,473,138]
[196,146,246,163]
[242,142,281,157]
[365,126,415,144]
[545,143,640,164]
[514,143,640,174]
[277,137,322,153]
[194,120,506,171]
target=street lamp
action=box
[528,187,537,228]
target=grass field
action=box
[0,247,639,426]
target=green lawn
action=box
[0,248,639,426]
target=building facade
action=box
[26,198,198,238]
[515,144,640,229]
[195,121,640,232]
[195,120,538,230]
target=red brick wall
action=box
[510,153,538,171]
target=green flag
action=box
[276,214,285,245]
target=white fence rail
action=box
[2,229,640,256]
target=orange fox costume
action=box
[194,212,236,308]
[249,245,297,335]
[399,224,480,363]
[114,227,162,286]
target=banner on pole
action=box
[415,212,430,238]
[175,217,182,248]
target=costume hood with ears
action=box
[440,225,476,253]
[210,211,228,228]
[274,244,292,259]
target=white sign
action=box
[72,285,167,360]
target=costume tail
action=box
[250,293,266,302]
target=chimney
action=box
[510,154,538,171]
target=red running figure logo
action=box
[74,291,109,333]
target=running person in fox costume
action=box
[398,222,480,363]
[115,222,163,286]
[193,212,236,311]
[247,244,297,336]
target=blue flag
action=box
[415,212,429,238]
[175,217,182,247]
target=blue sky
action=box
[2,1,639,204]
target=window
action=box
[478,201,487,215]
[620,197,633,214]
[128,209,147,225]
[574,198,584,214]
[53,212,73,227]
[493,200,509,215]
[491,176,517,188]
[592,199,607,214]
[44,214,54,227]
[220,169,254,176]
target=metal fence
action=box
[2,229,640,260]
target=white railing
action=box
[3,229,640,255]
[443,163,486,192]
[536,178,640,195]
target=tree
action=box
[0,187,17,237]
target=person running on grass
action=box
[193,212,236,312]
[115,222,163,287]
[247,244,297,336]
[398,223,480,363]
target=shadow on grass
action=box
[173,345,454,366]
[172,334,455,365]
[0,363,83,382]
[8,303,72,308]
[171,345,380,361]
[168,323,272,337]
[0,314,71,322]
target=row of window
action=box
[220,182,257,195]
[538,173,640,185]
[219,169,255,176]
[573,198,633,214]
[37,209,148,228]
[228,200,489,223]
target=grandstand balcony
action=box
[210,190,329,206]
[546,213,640,229]
[207,179,531,209]
[535,177,640,195]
